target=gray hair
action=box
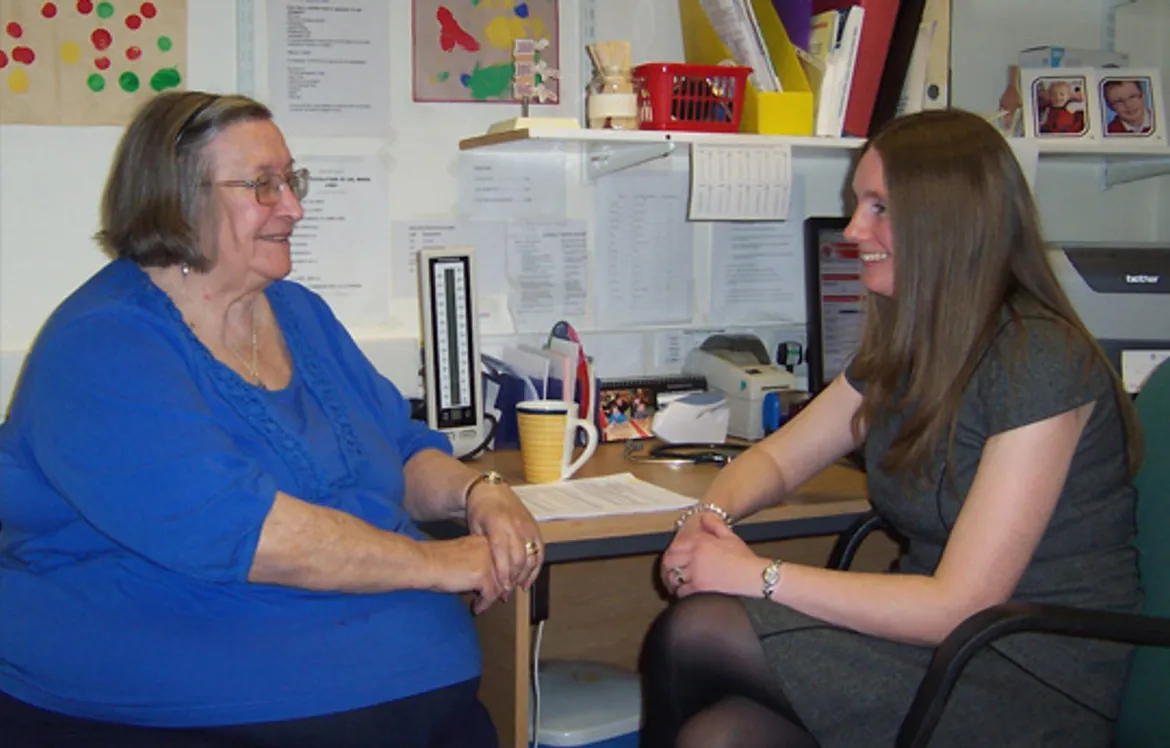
[97,91,273,271]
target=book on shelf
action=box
[812,5,864,137]
[868,0,926,130]
[813,0,902,137]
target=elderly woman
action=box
[0,91,537,747]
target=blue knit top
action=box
[0,259,479,727]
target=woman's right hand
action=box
[424,535,503,615]
[659,511,715,592]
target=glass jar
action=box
[587,65,639,130]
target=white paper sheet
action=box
[690,143,793,221]
[514,473,696,521]
[457,153,567,221]
[697,0,780,92]
[389,221,509,299]
[288,155,391,327]
[506,221,589,334]
[265,0,391,137]
[1122,349,1170,393]
[593,170,695,329]
[709,190,806,325]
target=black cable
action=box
[459,412,498,462]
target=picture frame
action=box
[1097,68,1166,143]
[1020,67,1098,140]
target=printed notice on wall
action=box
[266,0,390,136]
[289,155,391,328]
[506,221,589,334]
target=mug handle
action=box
[561,417,600,480]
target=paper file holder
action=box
[679,0,815,136]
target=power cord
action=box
[458,412,498,462]
[531,618,546,748]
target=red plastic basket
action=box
[633,62,751,133]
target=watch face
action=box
[763,563,781,584]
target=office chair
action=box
[826,357,1170,748]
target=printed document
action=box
[690,143,793,221]
[288,155,390,328]
[593,169,695,328]
[514,473,696,521]
[266,1,391,136]
[506,221,589,334]
[709,181,806,325]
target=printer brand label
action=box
[1125,274,1160,284]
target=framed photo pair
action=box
[1020,67,1166,144]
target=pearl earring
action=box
[180,262,190,277]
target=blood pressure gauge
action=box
[417,247,484,458]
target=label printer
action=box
[1049,243,1169,391]
[683,334,798,440]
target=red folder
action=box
[813,0,901,136]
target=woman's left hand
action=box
[466,485,543,595]
[662,512,767,598]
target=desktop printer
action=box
[1049,243,1170,390]
[683,334,798,440]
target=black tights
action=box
[640,593,819,748]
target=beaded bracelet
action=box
[675,502,734,530]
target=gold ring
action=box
[525,540,539,556]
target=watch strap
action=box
[761,559,783,600]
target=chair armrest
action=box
[897,601,1170,748]
[827,511,887,570]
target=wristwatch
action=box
[463,470,506,505]
[761,559,784,600]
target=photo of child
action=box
[1101,77,1155,136]
[598,387,657,441]
[1033,76,1087,135]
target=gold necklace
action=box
[226,310,265,390]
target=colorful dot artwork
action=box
[1,0,185,123]
[416,0,556,103]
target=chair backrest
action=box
[1116,358,1170,748]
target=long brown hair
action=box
[848,109,1142,482]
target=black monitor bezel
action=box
[804,216,854,395]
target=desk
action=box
[467,443,885,748]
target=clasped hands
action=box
[462,484,542,613]
[661,510,767,599]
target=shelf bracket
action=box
[586,141,676,179]
[1102,157,1170,189]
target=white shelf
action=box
[459,127,868,154]
[459,128,1170,184]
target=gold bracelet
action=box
[675,502,734,530]
[462,470,505,506]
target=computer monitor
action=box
[804,217,868,394]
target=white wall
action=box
[2,0,1168,413]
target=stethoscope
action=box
[623,440,749,467]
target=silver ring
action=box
[671,567,685,586]
[525,540,540,556]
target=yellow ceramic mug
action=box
[515,400,600,483]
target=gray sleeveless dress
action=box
[742,310,1139,747]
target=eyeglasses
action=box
[212,168,311,206]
